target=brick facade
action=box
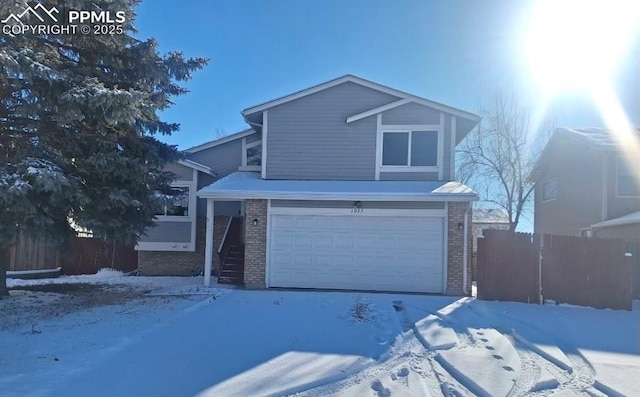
[446,202,473,295]
[139,200,472,296]
[137,215,230,276]
[243,199,267,288]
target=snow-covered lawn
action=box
[1,272,638,397]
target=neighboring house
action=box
[532,127,640,241]
[136,75,481,295]
[471,208,510,279]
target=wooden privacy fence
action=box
[3,235,138,275]
[477,230,635,310]
[476,231,540,304]
[4,235,61,271]
[60,238,138,275]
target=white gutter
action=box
[462,205,470,295]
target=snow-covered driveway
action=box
[1,274,638,396]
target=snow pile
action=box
[414,314,458,350]
[1,276,638,397]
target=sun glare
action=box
[526,0,640,95]
[526,0,640,195]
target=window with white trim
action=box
[155,186,191,218]
[542,179,557,202]
[382,130,438,167]
[246,141,262,166]
[616,158,638,197]
[240,139,262,171]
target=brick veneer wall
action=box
[447,202,473,295]
[244,199,267,288]
[137,215,230,276]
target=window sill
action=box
[135,242,195,252]
[153,216,194,223]
[239,165,261,172]
[380,165,439,173]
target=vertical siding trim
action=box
[443,201,449,293]
[262,110,268,179]
[204,198,214,286]
[265,199,272,287]
[190,169,198,249]
[450,116,457,181]
[375,114,382,181]
[438,113,445,180]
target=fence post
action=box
[538,234,543,305]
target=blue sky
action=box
[135,0,639,151]
[134,1,638,232]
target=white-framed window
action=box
[240,139,262,171]
[542,179,557,202]
[381,130,438,168]
[616,158,639,197]
[155,186,190,217]
[137,172,198,252]
[154,181,196,222]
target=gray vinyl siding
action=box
[266,82,400,180]
[213,201,241,217]
[140,221,191,243]
[187,139,243,178]
[196,175,211,217]
[533,135,604,235]
[379,172,440,181]
[271,200,444,209]
[381,102,441,125]
[165,163,193,181]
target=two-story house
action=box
[532,127,640,240]
[136,75,481,295]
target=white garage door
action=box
[269,213,444,293]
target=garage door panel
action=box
[335,235,354,249]
[294,235,313,248]
[295,218,315,229]
[314,235,333,249]
[269,214,444,293]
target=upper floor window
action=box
[156,186,190,217]
[382,130,438,167]
[246,141,262,166]
[241,139,262,171]
[542,179,557,202]
[616,158,638,197]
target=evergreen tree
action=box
[0,0,208,296]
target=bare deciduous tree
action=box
[457,90,551,231]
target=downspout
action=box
[462,205,470,296]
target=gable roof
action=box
[177,159,216,176]
[555,127,640,148]
[184,128,257,154]
[241,75,480,123]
